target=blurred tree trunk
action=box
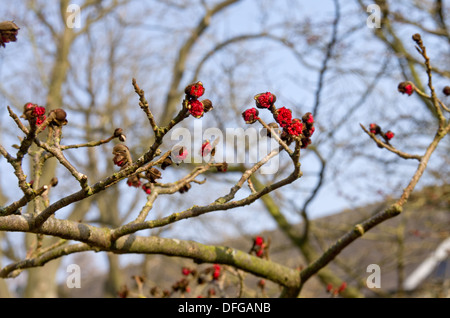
[21,0,123,297]
[23,6,76,297]
[0,234,11,297]
[23,256,61,298]
[103,254,123,298]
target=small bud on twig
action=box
[114,128,127,142]
[443,86,450,96]
[49,108,68,127]
[185,81,205,99]
[161,157,173,170]
[146,167,162,183]
[216,162,228,173]
[201,99,213,113]
[50,177,58,187]
[412,33,422,45]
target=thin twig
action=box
[60,136,115,150]
[360,124,422,160]
[257,118,293,155]
[7,106,29,134]
[132,78,158,133]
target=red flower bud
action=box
[33,106,46,117]
[127,177,141,188]
[326,283,333,293]
[338,282,347,293]
[254,92,276,109]
[212,264,221,280]
[275,107,292,128]
[185,81,205,98]
[301,137,312,149]
[182,267,191,276]
[398,81,414,96]
[258,279,266,289]
[142,184,151,194]
[242,108,259,124]
[369,123,380,135]
[21,103,47,127]
[36,116,46,126]
[257,249,265,257]
[286,118,303,136]
[302,112,314,125]
[188,100,204,118]
[254,236,264,246]
[385,130,395,140]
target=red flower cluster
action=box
[398,81,414,96]
[243,92,315,148]
[257,279,266,289]
[368,123,395,142]
[326,282,347,297]
[300,112,315,149]
[242,108,259,124]
[212,264,221,280]
[22,102,47,127]
[250,235,268,258]
[303,112,314,125]
[113,158,124,167]
[254,92,276,109]
[182,267,192,276]
[369,123,381,134]
[185,81,205,99]
[326,283,333,293]
[188,100,204,118]
[276,107,292,128]
[385,130,395,140]
[142,183,151,194]
[184,81,213,119]
[255,236,264,246]
[286,118,303,136]
[126,176,141,188]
